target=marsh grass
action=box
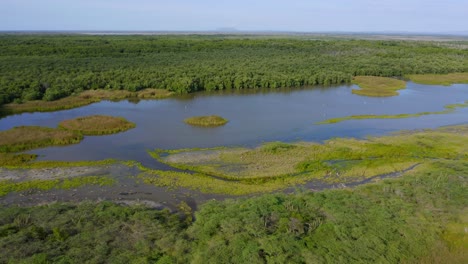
[0,176,116,197]
[317,100,468,124]
[184,115,228,127]
[144,125,468,195]
[351,76,406,97]
[58,115,135,135]
[407,72,468,85]
[0,126,83,153]
[1,89,174,116]
[0,153,37,166]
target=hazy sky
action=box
[1,0,467,32]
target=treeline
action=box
[0,35,467,104]
[0,160,465,263]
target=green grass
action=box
[351,76,406,97]
[58,115,135,135]
[0,126,83,153]
[407,72,468,85]
[316,100,468,124]
[143,125,468,195]
[0,176,116,197]
[184,115,229,127]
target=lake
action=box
[1,82,467,167]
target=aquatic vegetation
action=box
[58,115,135,135]
[316,100,468,124]
[0,126,82,153]
[1,159,465,263]
[407,72,468,85]
[144,125,468,195]
[351,76,406,97]
[0,176,116,197]
[184,115,228,127]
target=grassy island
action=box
[407,72,468,85]
[0,126,82,153]
[184,115,228,127]
[58,115,135,135]
[351,76,406,97]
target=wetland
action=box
[0,35,467,263]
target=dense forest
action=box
[0,160,466,263]
[0,35,467,105]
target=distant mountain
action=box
[215,27,239,32]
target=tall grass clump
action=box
[184,115,228,127]
[58,115,135,135]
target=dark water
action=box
[1,82,467,165]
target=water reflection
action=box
[0,82,467,163]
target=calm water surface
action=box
[1,82,467,165]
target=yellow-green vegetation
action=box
[58,115,135,135]
[317,100,468,124]
[142,125,468,195]
[184,115,229,127]
[0,176,116,197]
[9,159,118,169]
[0,126,82,153]
[407,72,468,85]
[1,88,174,116]
[351,76,406,97]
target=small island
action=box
[184,115,228,127]
[59,115,136,135]
[351,76,406,97]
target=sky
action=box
[1,0,467,33]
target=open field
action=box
[184,115,228,127]
[351,76,406,97]
[58,115,135,135]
